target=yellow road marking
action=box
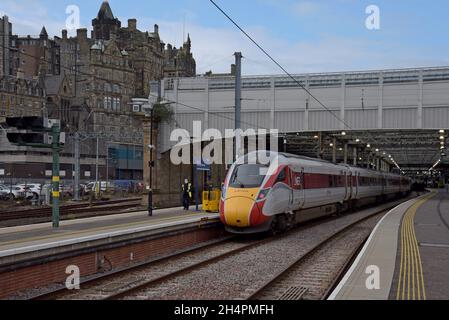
[0,213,215,248]
[396,192,435,300]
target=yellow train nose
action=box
[224,197,255,227]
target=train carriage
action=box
[220,151,411,234]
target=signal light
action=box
[7,132,45,145]
[6,116,46,130]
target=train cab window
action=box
[276,168,286,183]
[229,164,268,189]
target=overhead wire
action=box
[208,0,420,169]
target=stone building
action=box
[52,1,196,181]
[11,27,61,78]
[0,73,45,118]
[0,2,197,183]
[0,15,13,77]
[44,74,73,126]
[164,35,196,78]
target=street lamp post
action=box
[133,95,171,217]
[148,107,154,217]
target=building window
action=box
[104,83,112,93]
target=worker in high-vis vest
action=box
[182,179,192,210]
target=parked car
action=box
[60,184,74,197]
[8,185,26,200]
[0,185,12,200]
[85,181,115,193]
[18,184,42,200]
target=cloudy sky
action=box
[1,0,449,75]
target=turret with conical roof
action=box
[92,1,121,40]
[97,1,115,20]
[39,26,48,39]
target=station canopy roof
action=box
[282,129,447,174]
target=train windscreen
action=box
[229,164,268,188]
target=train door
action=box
[343,171,348,200]
[347,171,353,201]
[300,168,305,208]
[286,167,294,209]
[289,167,304,210]
[354,172,359,199]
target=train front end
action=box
[220,160,274,234]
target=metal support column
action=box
[194,164,199,212]
[234,52,242,161]
[317,132,322,159]
[344,143,348,164]
[95,136,99,183]
[148,108,154,216]
[74,132,80,201]
[332,137,337,164]
[51,125,60,228]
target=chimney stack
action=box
[128,19,137,31]
[154,24,159,34]
[62,29,67,40]
[77,28,88,41]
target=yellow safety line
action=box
[410,212,419,300]
[406,213,411,299]
[396,192,435,300]
[0,212,214,248]
[396,212,404,300]
[396,213,404,300]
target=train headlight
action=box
[257,188,271,201]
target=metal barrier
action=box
[202,189,221,213]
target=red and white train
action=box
[220,151,411,234]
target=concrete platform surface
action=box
[329,193,434,300]
[408,190,449,299]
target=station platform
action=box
[0,206,220,267]
[329,190,449,300]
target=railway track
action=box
[0,198,142,221]
[247,212,383,300]
[30,236,253,300]
[29,201,401,300]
